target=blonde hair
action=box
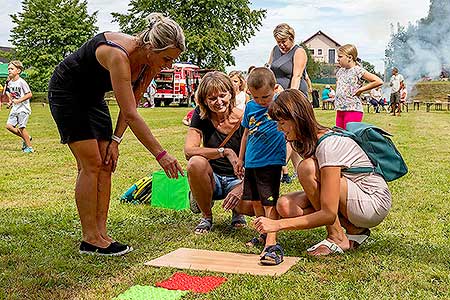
[196,71,236,120]
[273,23,295,41]
[247,67,276,90]
[138,13,185,52]
[9,60,24,72]
[228,71,246,92]
[338,44,358,62]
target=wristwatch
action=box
[217,147,225,157]
[111,134,123,144]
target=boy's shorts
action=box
[242,165,282,206]
[7,112,30,128]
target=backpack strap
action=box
[316,129,376,175]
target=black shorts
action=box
[48,90,112,144]
[242,165,282,206]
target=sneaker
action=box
[112,241,134,253]
[281,173,292,184]
[189,191,214,214]
[22,136,32,150]
[23,147,34,153]
[79,241,132,256]
[189,191,201,214]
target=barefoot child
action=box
[335,44,383,129]
[236,67,286,265]
[5,61,34,153]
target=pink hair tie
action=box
[156,150,167,161]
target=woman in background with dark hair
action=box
[253,89,392,256]
[48,13,185,256]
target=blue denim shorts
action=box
[212,173,242,200]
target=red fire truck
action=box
[154,63,201,107]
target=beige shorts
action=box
[345,175,392,228]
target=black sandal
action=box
[245,233,267,247]
[194,218,213,235]
[260,244,284,266]
[231,210,247,229]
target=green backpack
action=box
[317,122,408,182]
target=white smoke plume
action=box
[385,0,450,91]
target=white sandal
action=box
[307,239,344,255]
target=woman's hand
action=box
[104,141,119,172]
[274,84,284,94]
[222,182,242,210]
[253,216,281,233]
[157,152,184,179]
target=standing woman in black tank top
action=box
[48,13,185,256]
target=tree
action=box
[113,0,266,70]
[10,0,98,91]
[300,43,320,79]
[361,60,382,79]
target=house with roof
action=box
[303,31,341,65]
[0,46,14,64]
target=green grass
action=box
[0,104,449,300]
[414,81,450,101]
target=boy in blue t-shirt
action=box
[236,67,286,265]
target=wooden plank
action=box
[144,248,300,276]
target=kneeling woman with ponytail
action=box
[253,89,392,256]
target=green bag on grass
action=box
[151,170,190,210]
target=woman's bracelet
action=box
[156,150,167,161]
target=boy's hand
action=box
[104,141,119,172]
[224,148,240,176]
[235,159,244,179]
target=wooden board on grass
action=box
[144,248,300,276]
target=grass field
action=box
[0,104,449,300]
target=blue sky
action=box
[0,0,430,73]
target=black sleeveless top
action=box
[49,32,144,100]
[189,107,244,177]
[270,45,308,97]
